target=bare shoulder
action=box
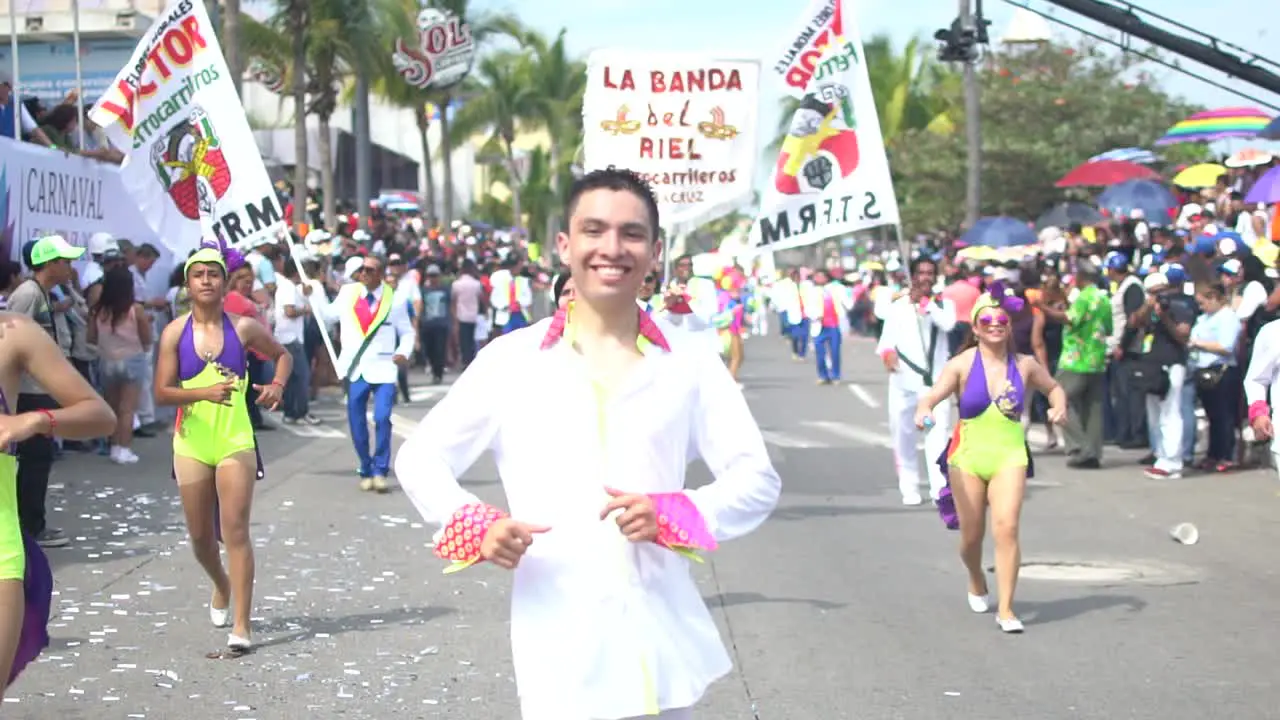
[1015,353,1040,371]
[159,314,190,345]
[947,347,976,371]
[0,311,36,340]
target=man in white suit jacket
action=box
[328,256,416,492]
[874,256,956,505]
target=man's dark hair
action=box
[909,255,937,277]
[553,270,572,304]
[563,167,660,242]
[136,242,161,258]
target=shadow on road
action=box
[1019,593,1147,624]
[770,503,917,521]
[708,591,847,611]
[251,604,456,650]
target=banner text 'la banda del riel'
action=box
[750,0,901,253]
[89,0,285,256]
[583,51,759,235]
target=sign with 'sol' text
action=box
[583,51,759,234]
[393,8,476,90]
[89,0,285,257]
[751,0,901,252]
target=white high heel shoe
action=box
[227,633,252,651]
[967,592,992,614]
[209,592,230,628]
[996,615,1025,633]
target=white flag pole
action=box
[71,0,85,149]
[7,0,20,140]
[288,244,340,369]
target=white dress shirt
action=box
[394,315,781,718]
[1244,319,1280,453]
[325,282,415,384]
[875,295,957,392]
[489,269,533,325]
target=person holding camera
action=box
[1135,271,1196,479]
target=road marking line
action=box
[802,420,894,448]
[273,422,347,439]
[846,383,880,408]
[761,430,829,449]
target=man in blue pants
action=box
[328,256,416,492]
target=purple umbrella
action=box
[1245,166,1280,205]
[1260,116,1280,141]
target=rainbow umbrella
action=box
[1153,107,1274,145]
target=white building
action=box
[0,0,473,212]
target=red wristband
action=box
[34,409,55,435]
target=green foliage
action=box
[889,40,1204,234]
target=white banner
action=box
[750,0,900,253]
[88,0,286,258]
[583,51,759,235]
[0,136,164,265]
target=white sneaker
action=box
[110,446,140,464]
[968,593,992,613]
[902,492,924,506]
[996,615,1025,633]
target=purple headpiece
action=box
[199,236,246,274]
[972,280,1024,322]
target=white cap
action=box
[87,232,119,255]
[344,256,365,279]
[1217,237,1239,257]
[1143,272,1169,291]
[352,229,371,242]
[304,229,332,246]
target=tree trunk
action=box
[224,0,242,97]
[416,105,437,227]
[544,140,561,263]
[289,0,308,235]
[318,112,336,231]
[438,94,454,233]
[504,141,523,237]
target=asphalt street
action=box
[7,332,1280,719]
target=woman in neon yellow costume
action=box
[153,243,292,653]
[0,309,115,693]
[914,283,1067,634]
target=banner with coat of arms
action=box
[89,0,286,257]
[750,0,901,253]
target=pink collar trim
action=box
[540,305,672,352]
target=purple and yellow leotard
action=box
[943,350,1029,482]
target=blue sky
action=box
[476,0,1280,153]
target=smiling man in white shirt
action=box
[394,168,781,720]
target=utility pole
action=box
[959,0,982,228]
[936,2,988,228]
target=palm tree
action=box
[413,0,524,232]
[224,0,242,96]
[515,28,586,249]
[244,0,404,231]
[447,51,539,235]
[356,46,441,225]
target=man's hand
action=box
[881,349,900,372]
[600,487,659,543]
[480,518,551,569]
[1252,415,1274,441]
[392,354,409,367]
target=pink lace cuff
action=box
[1249,400,1270,424]
[650,492,717,562]
[434,503,508,574]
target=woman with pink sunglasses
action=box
[914,283,1067,633]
